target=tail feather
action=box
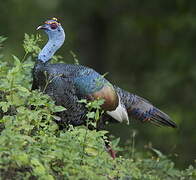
[151,108,177,128]
[115,86,177,128]
[128,96,177,128]
[130,97,177,128]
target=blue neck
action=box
[38,28,65,63]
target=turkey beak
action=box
[36,25,47,30]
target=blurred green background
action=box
[0,0,195,168]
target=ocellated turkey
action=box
[32,18,177,130]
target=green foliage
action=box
[70,50,80,65]
[0,36,7,60]
[79,98,104,128]
[23,33,62,62]
[0,35,195,179]
[1,1,196,168]
[23,33,42,56]
[0,36,7,49]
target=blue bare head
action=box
[37,18,65,63]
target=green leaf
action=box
[12,55,21,66]
[0,36,7,44]
[86,112,95,119]
[52,115,61,121]
[85,147,98,156]
[53,105,66,112]
[6,94,25,106]
[0,102,10,112]
[17,85,31,96]
[111,137,120,148]
[33,165,46,176]
[13,153,29,165]
[78,99,87,104]
[23,33,41,56]
[150,148,164,158]
[70,50,80,65]
[31,158,46,175]
[95,109,100,120]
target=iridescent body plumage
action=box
[32,18,177,129]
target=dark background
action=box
[0,0,196,168]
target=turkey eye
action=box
[50,23,58,29]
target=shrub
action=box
[0,34,195,179]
